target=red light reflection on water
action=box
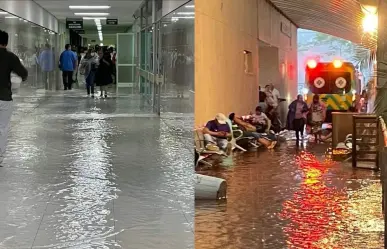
[279,151,348,249]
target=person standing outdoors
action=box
[59,44,77,90]
[287,94,308,143]
[0,30,28,164]
[308,94,326,142]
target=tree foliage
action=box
[298,31,373,83]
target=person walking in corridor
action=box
[95,52,114,98]
[59,44,77,90]
[38,43,54,89]
[0,30,28,165]
[79,49,98,98]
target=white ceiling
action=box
[34,0,142,27]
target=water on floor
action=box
[0,89,194,249]
[195,137,384,249]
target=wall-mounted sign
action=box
[66,18,83,30]
[106,19,118,25]
[75,29,85,34]
[281,22,291,38]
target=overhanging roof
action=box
[269,0,368,45]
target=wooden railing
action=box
[378,116,387,248]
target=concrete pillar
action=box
[376,0,387,117]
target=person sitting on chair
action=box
[203,113,232,155]
[248,106,277,141]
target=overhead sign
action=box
[66,18,83,30]
[106,19,118,25]
[75,29,85,34]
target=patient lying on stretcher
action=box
[229,113,277,149]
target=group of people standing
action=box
[287,94,326,144]
[59,44,115,98]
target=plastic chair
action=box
[194,128,227,167]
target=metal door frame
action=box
[116,33,136,94]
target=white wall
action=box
[0,0,59,33]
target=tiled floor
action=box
[0,88,194,249]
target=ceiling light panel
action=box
[75,13,109,16]
[69,6,110,9]
[83,17,107,20]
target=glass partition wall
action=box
[0,10,59,92]
[133,0,194,115]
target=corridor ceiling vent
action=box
[268,0,378,49]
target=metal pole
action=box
[151,0,158,114]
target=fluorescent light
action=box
[177,12,194,15]
[83,17,107,20]
[5,16,17,19]
[172,16,195,20]
[97,27,102,31]
[0,12,7,15]
[185,5,194,8]
[69,6,110,9]
[75,13,109,16]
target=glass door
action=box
[116,33,136,95]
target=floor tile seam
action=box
[30,197,51,249]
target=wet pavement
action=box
[0,88,194,249]
[195,138,384,249]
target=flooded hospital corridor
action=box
[195,140,384,249]
[0,89,194,249]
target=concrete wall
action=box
[195,0,297,125]
[258,0,298,102]
[195,0,259,125]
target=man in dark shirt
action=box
[202,113,232,155]
[0,30,28,164]
[259,86,267,112]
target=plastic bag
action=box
[10,72,22,90]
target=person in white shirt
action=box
[251,105,271,132]
[265,84,281,108]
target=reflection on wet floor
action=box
[195,137,384,249]
[0,89,194,249]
